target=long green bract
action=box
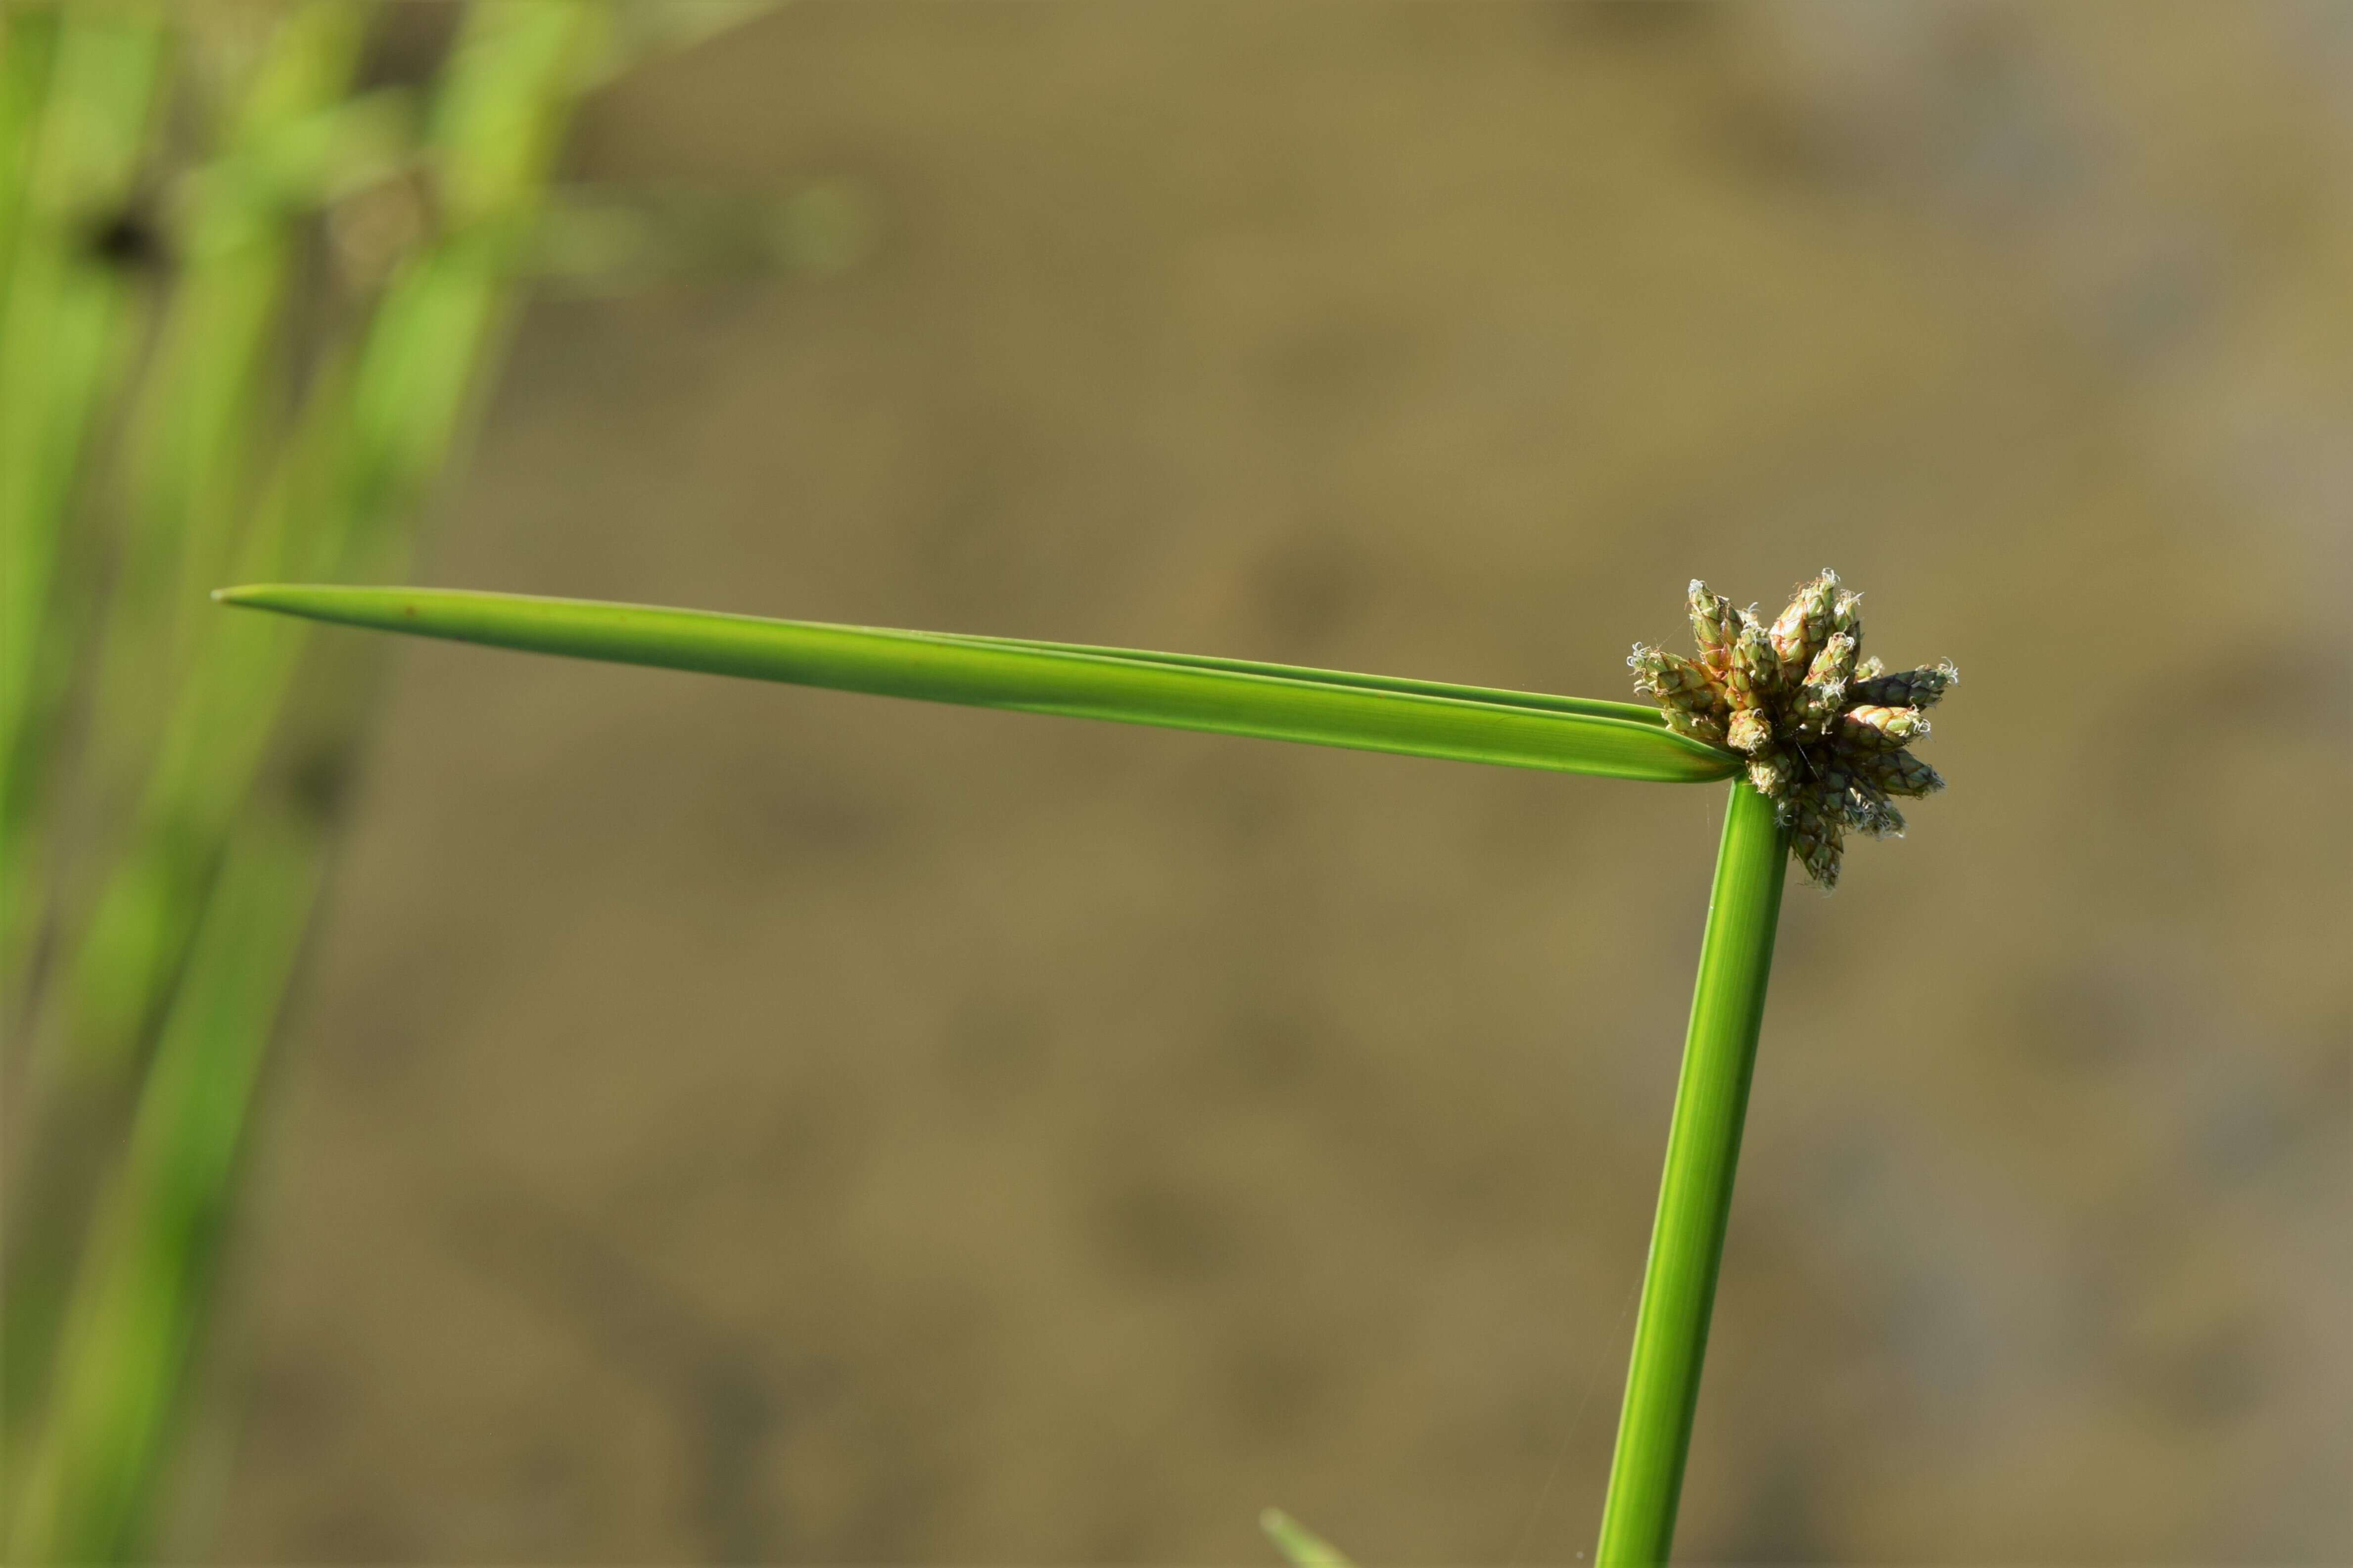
[215,585,1740,785]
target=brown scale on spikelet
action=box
[1630,569,1954,890]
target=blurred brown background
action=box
[186,3,2348,1562]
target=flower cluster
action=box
[1631,570,1953,889]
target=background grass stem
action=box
[4,816,324,1566]
[0,4,167,989]
[2,6,609,1552]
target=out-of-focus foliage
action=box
[0,3,809,1559]
[1261,1507,1355,1568]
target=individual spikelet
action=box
[1629,643,1729,746]
[1630,568,1953,889]
[1848,659,1958,711]
[1687,580,1741,675]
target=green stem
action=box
[1596,779,1788,1565]
[4,814,324,1565]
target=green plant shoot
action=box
[218,571,1952,1566]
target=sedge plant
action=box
[217,569,1953,1562]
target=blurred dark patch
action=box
[444,1183,803,1563]
[1709,89,1865,186]
[1198,763,1295,850]
[2307,1041,2353,1130]
[83,206,170,274]
[313,929,500,1093]
[1730,1453,1827,1564]
[1563,1,1721,44]
[938,991,1052,1105]
[297,1499,420,1564]
[1252,532,1372,651]
[746,1077,878,1203]
[2062,1197,2159,1355]
[1271,317,1416,407]
[1878,1263,1992,1420]
[2001,956,2153,1069]
[1271,320,1412,442]
[2178,636,2348,721]
[1392,1134,1552,1243]
[285,745,357,826]
[2094,240,2217,368]
[1921,6,2087,224]
[1193,997,1331,1102]
[1077,1499,1159,1566]
[2148,1318,2266,1429]
[352,1,460,93]
[694,764,898,876]
[241,1353,343,1464]
[1092,1173,1247,1287]
[1219,1327,1336,1444]
[2193,1081,2291,1184]
[906,409,1040,620]
[492,1440,593,1556]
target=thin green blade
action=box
[216,584,1738,784]
[901,629,1671,728]
[1260,1508,1356,1568]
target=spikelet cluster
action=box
[1631,570,1953,889]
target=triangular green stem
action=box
[1596,778,1788,1563]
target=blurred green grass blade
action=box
[1595,780,1788,1565]
[328,0,599,539]
[6,3,605,1540]
[116,2,375,631]
[217,585,1741,784]
[74,0,373,888]
[0,4,167,971]
[1260,1508,1356,1568]
[9,5,762,1560]
[0,10,374,1486]
[0,2,168,763]
[5,816,323,1566]
[56,0,603,1082]
[0,6,62,294]
[188,85,418,221]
